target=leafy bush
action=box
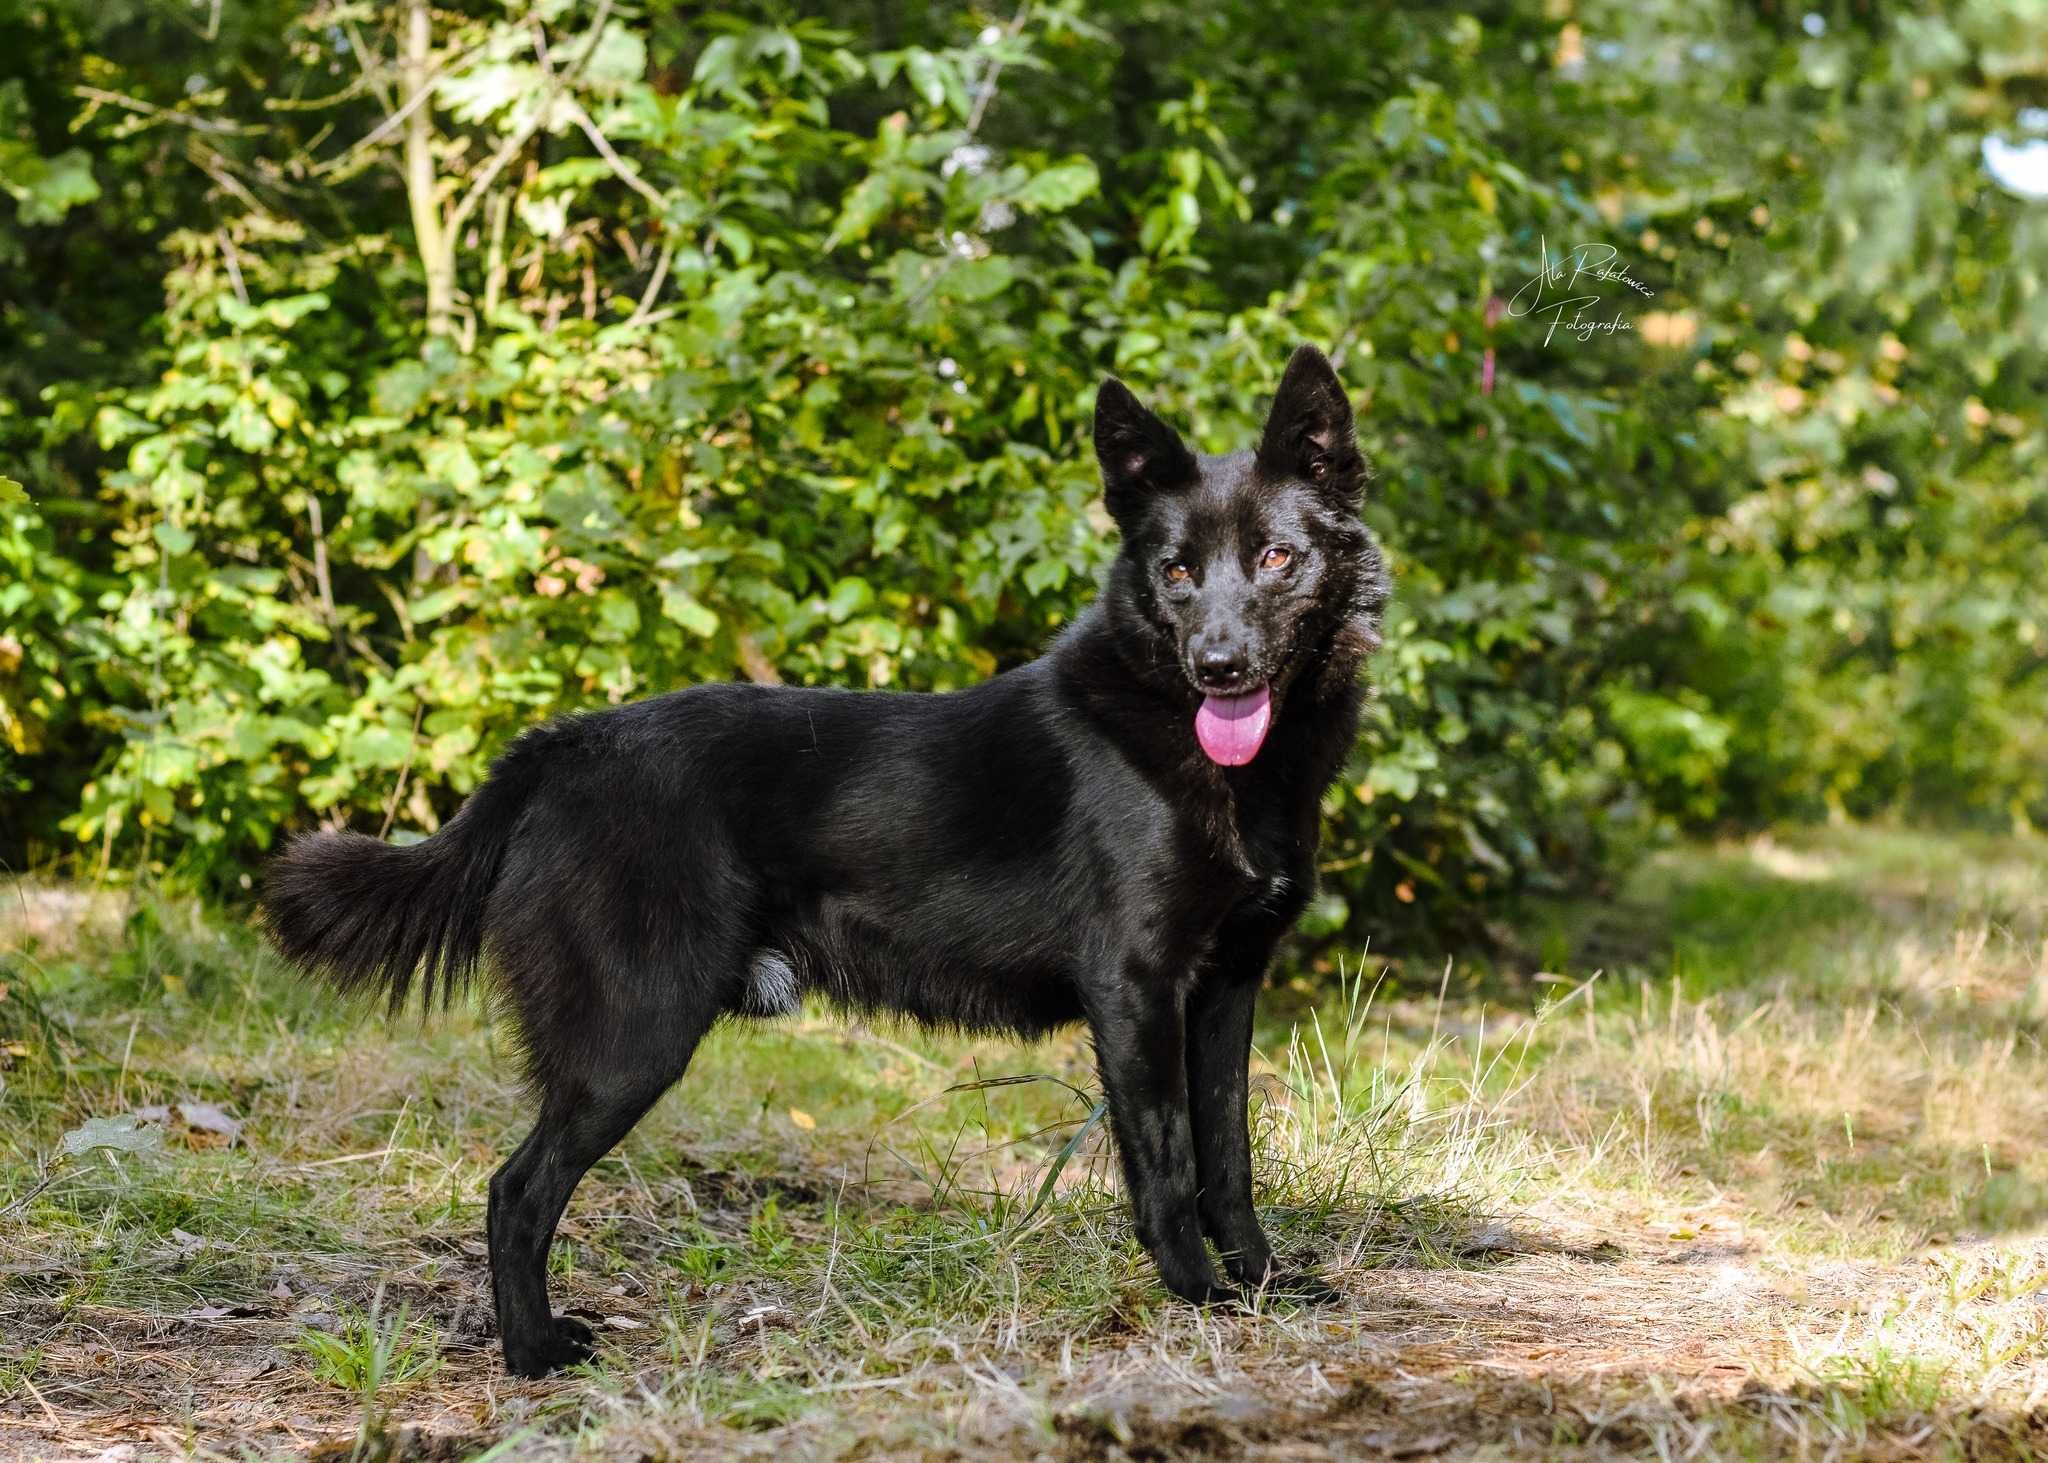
[1,0,2042,950]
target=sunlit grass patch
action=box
[296,1300,445,1396]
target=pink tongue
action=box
[1194,685,1272,766]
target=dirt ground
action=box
[7,1201,2047,1459]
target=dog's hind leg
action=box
[487,1000,715,1377]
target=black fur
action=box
[265,343,1390,1377]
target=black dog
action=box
[265,344,1389,1377]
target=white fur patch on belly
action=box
[741,950,801,1016]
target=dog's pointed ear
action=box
[1094,377,1197,527]
[1257,345,1365,505]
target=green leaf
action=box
[662,590,719,637]
[422,439,482,495]
[1013,159,1099,213]
[410,585,469,622]
[153,521,196,555]
[827,169,900,249]
[712,217,754,263]
[903,49,947,111]
[348,725,414,768]
[437,62,539,126]
[692,35,741,94]
[1022,558,1067,594]
[582,22,648,91]
[825,576,873,621]
[939,257,1013,302]
[1,145,98,226]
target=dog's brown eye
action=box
[1260,546,1293,572]
[1163,560,1191,584]
[1307,460,1328,482]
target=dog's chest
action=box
[1181,781,1313,911]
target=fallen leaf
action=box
[605,1316,645,1330]
[1456,1221,1518,1256]
[136,1100,244,1147]
[787,1107,816,1131]
[1359,1430,1455,1458]
[175,1101,243,1146]
[61,1115,163,1158]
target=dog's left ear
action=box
[1257,344,1365,505]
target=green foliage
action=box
[295,1304,442,1397]
[0,0,2042,947]
[0,77,97,229]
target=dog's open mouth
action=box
[1194,684,1272,766]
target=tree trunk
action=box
[399,0,453,338]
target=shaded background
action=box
[4,0,2044,951]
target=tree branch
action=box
[966,4,1032,136]
[624,240,674,327]
[562,96,667,212]
[73,86,251,136]
[312,20,524,178]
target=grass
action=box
[1,824,2045,1459]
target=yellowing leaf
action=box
[1467,170,1497,216]
[787,1107,816,1131]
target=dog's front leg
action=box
[1185,902,1344,1304]
[1185,967,1273,1284]
[1086,967,1231,1304]
[1186,957,1339,1304]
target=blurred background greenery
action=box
[2,0,2043,951]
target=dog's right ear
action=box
[1094,377,1197,528]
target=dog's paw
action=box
[503,1314,597,1377]
[1257,1267,1342,1306]
[1161,1274,1239,1307]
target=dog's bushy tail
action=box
[263,729,551,1011]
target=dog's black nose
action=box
[1194,646,1248,691]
